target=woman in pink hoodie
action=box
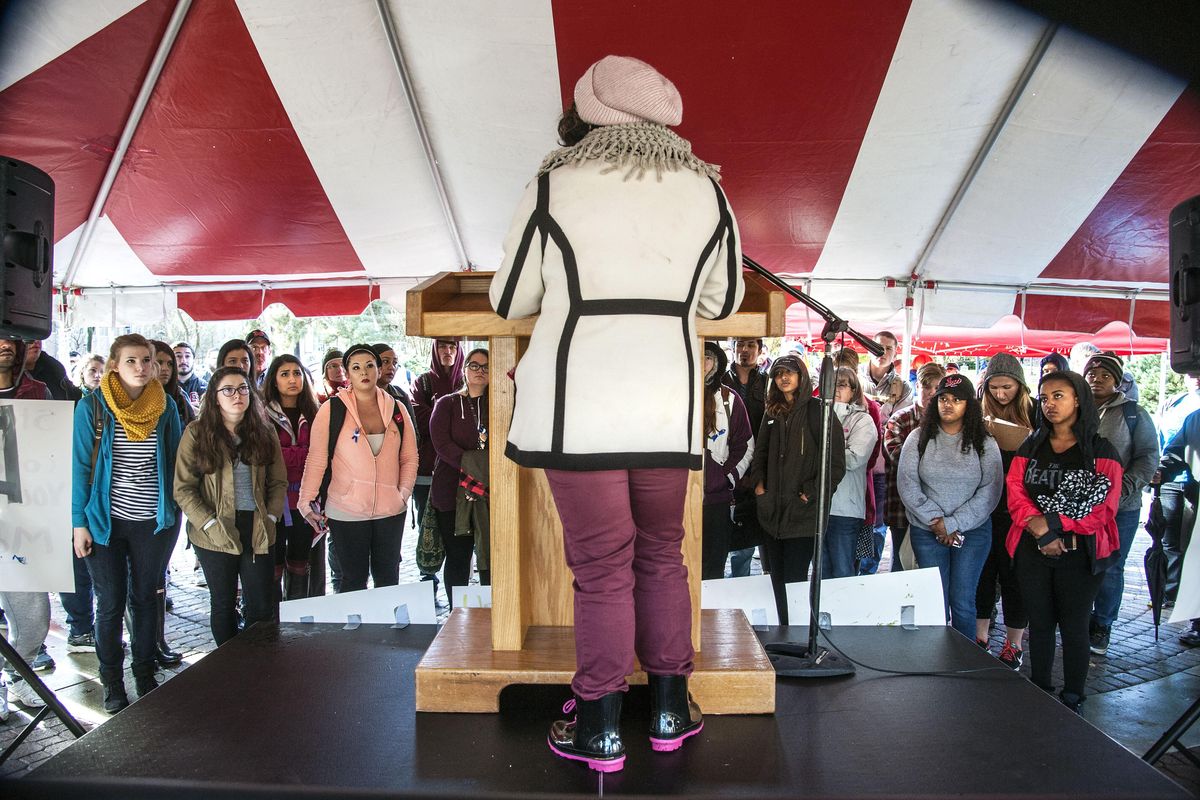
[299,344,417,592]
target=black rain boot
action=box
[156,593,183,667]
[547,692,625,772]
[100,667,129,714]
[648,674,704,752]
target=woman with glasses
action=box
[429,348,490,606]
[72,334,182,711]
[898,374,1003,640]
[825,367,878,578]
[174,367,287,645]
[262,355,321,600]
[299,344,417,592]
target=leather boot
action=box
[547,692,625,772]
[133,664,160,698]
[648,674,704,752]
[156,593,182,667]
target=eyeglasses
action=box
[835,382,851,389]
[466,363,489,373]
[217,385,251,397]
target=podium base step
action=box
[415,607,775,714]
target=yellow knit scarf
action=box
[100,372,166,441]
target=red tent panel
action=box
[550,0,912,273]
[176,285,380,322]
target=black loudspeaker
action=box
[0,157,54,341]
[1169,194,1200,375]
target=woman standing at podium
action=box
[490,55,743,773]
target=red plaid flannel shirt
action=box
[883,404,924,530]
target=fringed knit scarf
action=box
[100,372,166,441]
[537,123,721,182]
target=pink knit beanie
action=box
[573,55,683,127]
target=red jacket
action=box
[1005,450,1122,562]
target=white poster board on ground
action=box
[0,400,74,592]
[454,584,492,609]
[787,568,946,627]
[280,581,437,625]
[701,575,779,626]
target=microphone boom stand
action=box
[743,257,884,678]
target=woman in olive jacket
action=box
[748,354,845,624]
[174,367,287,645]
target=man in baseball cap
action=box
[246,329,271,386]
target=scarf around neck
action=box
[100,371,166,441]
[537,123,721,182]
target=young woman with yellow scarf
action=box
[71,334,182,713]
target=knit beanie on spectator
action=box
[1083,351,1124,384]
[983,352,1026,388]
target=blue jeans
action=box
[59,551,95,637]
[729,547,754,577]
[822,515,861,579]
[1091,508,1143,629]
[85,518,169,681]
[909,521,991,640]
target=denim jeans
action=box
[194,511,277,646]
[59,552,95,637]
[328,513,405,593]
[1091,508,1143,629]
[909,520,991,640]
[85,518,168,681]
[822,515,861,579]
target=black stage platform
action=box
[3,622,1189,798]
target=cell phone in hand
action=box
[951,534,963,548]
[308,501,329,534]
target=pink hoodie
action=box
[299,386,418,519]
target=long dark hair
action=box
[188,367,277,474]
[703,342,729,436]
[262,354,318,424]
[764,357,809,420]
[217,339,254,381]
[917,393,989,458]
[149,339,179,395]
[557,101,596,146]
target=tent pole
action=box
[901,287,914,382]
[59,0,194,288]
[375,0,472,272]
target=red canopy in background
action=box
[786,313,1167,358]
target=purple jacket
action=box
[429,391,488,512]
[411,340,464,477]
[703,388,753,505]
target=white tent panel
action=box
[0,0,142,91]
[236,0,458,279]
[58,216,161,288]
[390,0,562,270]
[811,0,1046,283]
[918,27,1184,321]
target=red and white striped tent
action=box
[0,0,1195,341]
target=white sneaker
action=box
[8,677,47,709]
[0,682,10,722]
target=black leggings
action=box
[760,536,815,626]
[975,510,1028,629]
[1013,536,1103,699]
[435,508,488,608]
[701,503,734,581]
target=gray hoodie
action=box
[1094,391,1159,512]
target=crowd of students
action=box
[0,332,489,720]
[711,333,1199,714]
[0,323,1197,724]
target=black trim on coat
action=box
[506,441,702,472]
[506,169,736,468]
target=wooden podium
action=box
[407,271,785,713]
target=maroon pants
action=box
[545,467,695,700]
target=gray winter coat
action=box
[1095,392,1159,512]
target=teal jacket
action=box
[71,391,182,545]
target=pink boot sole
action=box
[649,721,704,752]
[548,738,626,772]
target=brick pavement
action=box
[3,521,1199,795]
